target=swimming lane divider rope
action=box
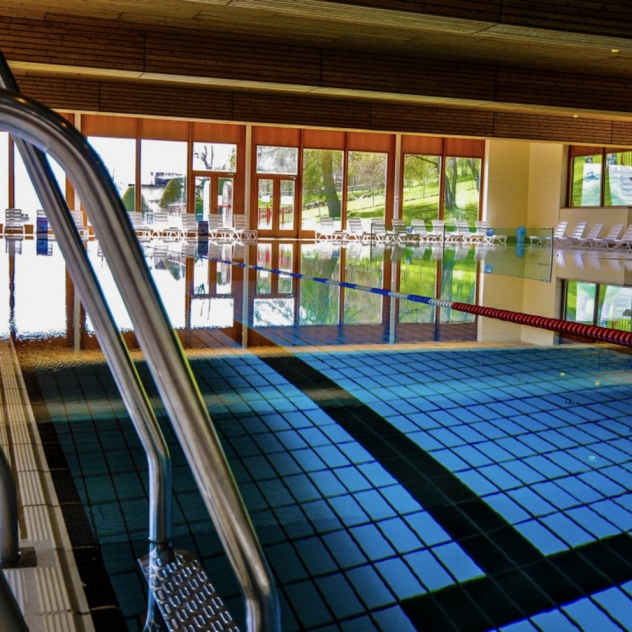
[205,255,632,348]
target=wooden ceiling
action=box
[2,0,632,121]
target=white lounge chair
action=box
[181,213,199,239]
[462,220,487,245]
[529,221,568,246]
[4,208,29,237]
[607,224,632,249]
[571,223,603,248]
[129,212,152,241]
[346,217,368,241]
[315,216,343,241]
[556,221,586,247]
[592,223,625,249]
[231,214,258,241]
[445,220,470,243]
[428,219,445,242]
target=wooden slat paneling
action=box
[234,94,372,130]
[16,74,632,148]
[99,83,234,121]
[492,112,614,145]
[0,16,144,71]
[17,75,100,112]
[144,31,321,86]
[371,103,495,139]
[321,49,497,102]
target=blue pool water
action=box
[24,344,632,631]
[8,236,632,630]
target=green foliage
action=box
[121,186,135,212]
[159,178,184,209]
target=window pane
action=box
[13,150,65,217]
[443,157,481,227]
[301,149,343,231]
[565,280,596,324]
[256,146,298,175]
[347,151,387,223]
[402,154,441,227]
[280,180,295,230]
[570,153,602,207]
[605,150,632,206]
[195,176,210,220]
[192,143,236,171]
[258,180,273,229]
[89,136,136,202]
[141,140,187,216]
[597,285,632,331]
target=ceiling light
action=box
[611,49,620,53]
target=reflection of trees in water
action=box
[300,253,340,325]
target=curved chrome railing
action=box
[0,87,279,630]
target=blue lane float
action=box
[204,255,632,348]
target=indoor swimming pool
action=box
[6,236,632,631]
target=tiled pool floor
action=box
[21,344,632,631]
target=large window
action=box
[13,150,66,216]
[569,146,632,207]
[443,157,481,227]
[605,150,632,206]
[89,137,136,205]
[192,142,236,172]
[256,146,298,175]
[402,155,441,227]
[570,149,603,207]
[141,140,187,217]
[301,149,343,232]
[346,151,387,223]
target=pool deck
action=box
[0,337,94,632]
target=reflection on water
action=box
[0,236,554,346]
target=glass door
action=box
[256,176,297,236]
[195,175,235,227]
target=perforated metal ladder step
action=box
[139,550,240,631]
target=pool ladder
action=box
[0,51,279,632]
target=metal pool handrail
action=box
[0,51,173,562]
[0,90,279,631]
